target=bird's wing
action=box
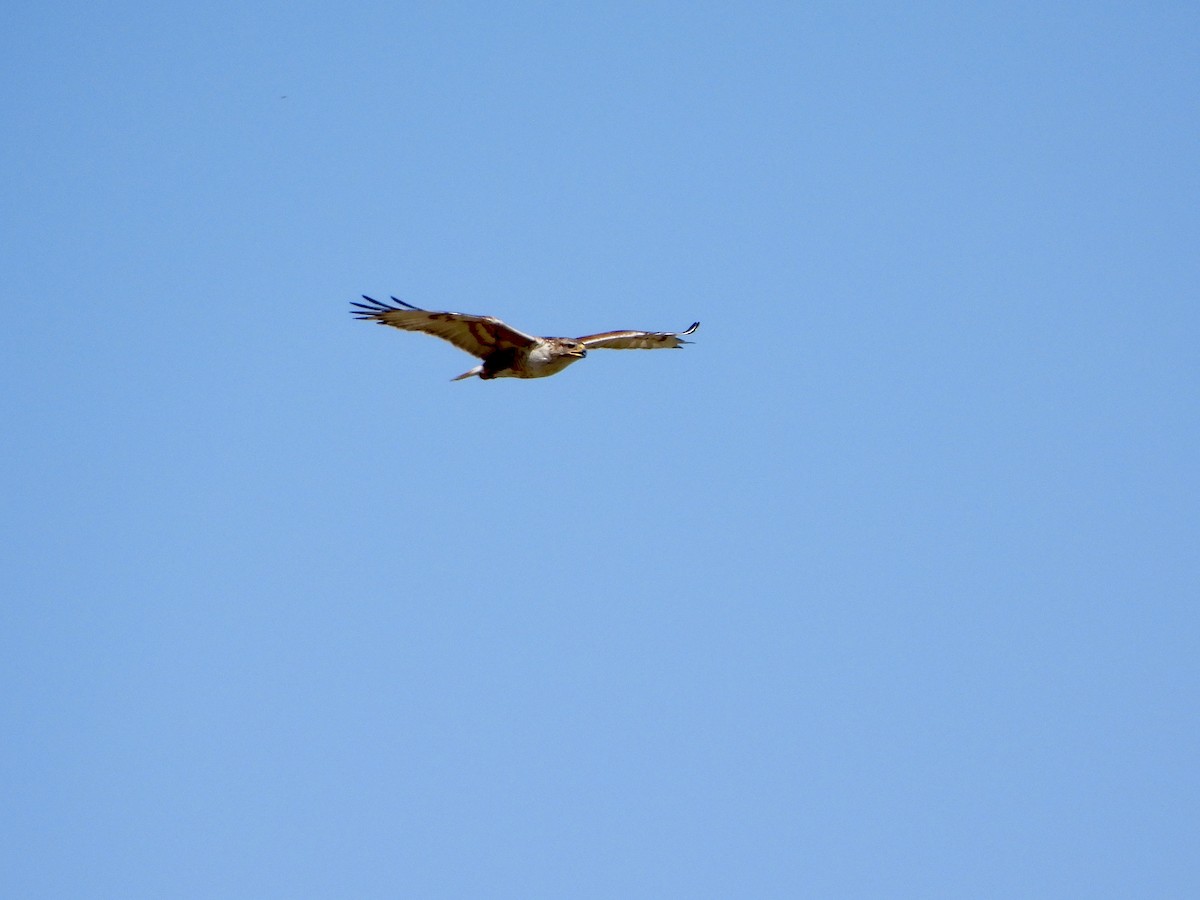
[351,296,539,358]
[577,322,700,350]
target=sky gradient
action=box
[3,2,1198,896]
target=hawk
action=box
[351,296,700,381]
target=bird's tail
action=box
[451,365,483,381]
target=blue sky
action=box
[3,2,1198,896]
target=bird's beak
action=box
[574,348,588,358]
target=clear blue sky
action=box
[3,2,1198,896]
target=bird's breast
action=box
[519,344,582,377]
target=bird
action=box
[351,296,699,381]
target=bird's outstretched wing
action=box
[351,296,539,358]
[576,322,700,350]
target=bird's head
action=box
[563,340,587,358]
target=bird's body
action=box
[351,296,698,381]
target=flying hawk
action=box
[351,296,700,381]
